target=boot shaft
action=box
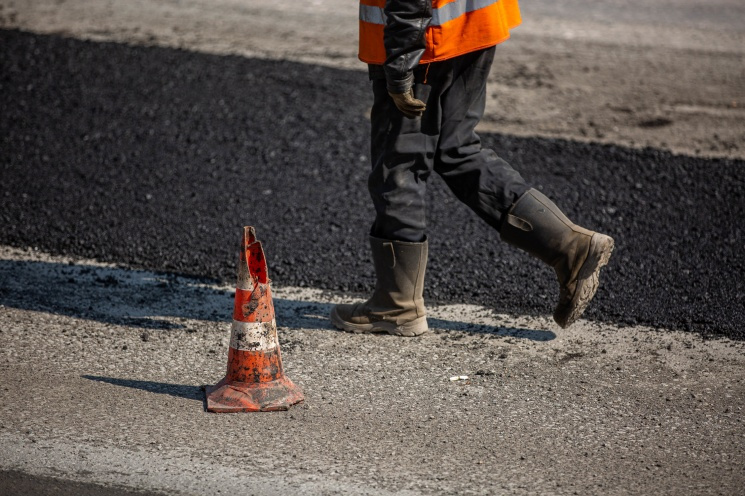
[500,188,614,328]
[369,236,428,321]
[500,189,593,283]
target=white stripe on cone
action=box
[229,318,278,351]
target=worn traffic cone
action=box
[205,226,304,412]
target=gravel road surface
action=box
[1,247,743,495]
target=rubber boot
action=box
[500,189,614,328]
[330,236,428,337]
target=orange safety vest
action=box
[359,0,521,65]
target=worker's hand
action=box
[388,89,426,119]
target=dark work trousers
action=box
[368,46,530,242]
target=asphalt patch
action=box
[1,30,744,339]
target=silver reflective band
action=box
[359,4,387,25]
[433,0,500,25]
[359,0,501,26]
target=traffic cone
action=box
[205,226,304,412]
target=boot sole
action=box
[330,306,429,337]
[554,233,614,329]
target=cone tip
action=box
[237,226,268,286]
[242,226,257,247]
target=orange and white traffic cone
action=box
[205,226,304,412]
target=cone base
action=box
[205,376,304,413]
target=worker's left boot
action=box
[500,189,614,328]
[330,236,428,337]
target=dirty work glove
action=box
[389,89,427,119]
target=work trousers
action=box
[368,46,530,242]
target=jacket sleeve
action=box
[383,0,432,94]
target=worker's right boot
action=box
[500,189,614,328]
[330,236,428,337]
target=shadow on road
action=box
[272,296,556,341]
[0,258,553,340]
[0,469,169,496]
[82,375,204,402]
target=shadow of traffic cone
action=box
[205,226,304,412]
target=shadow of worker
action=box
[273,297,556,341]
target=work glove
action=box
[389,89,427,119]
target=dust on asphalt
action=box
[1,29,744,339]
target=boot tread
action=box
[554,233,614,328]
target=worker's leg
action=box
[433,47,614,328]
[367,75,440,242]
[331,67,446,336]
[433,46,530,231]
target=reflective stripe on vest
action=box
[359,0,522,65]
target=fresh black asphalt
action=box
[1,30,744,339]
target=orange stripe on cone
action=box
[233,285,274,322]
[226,347,283,383]
[205,226,304,413]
